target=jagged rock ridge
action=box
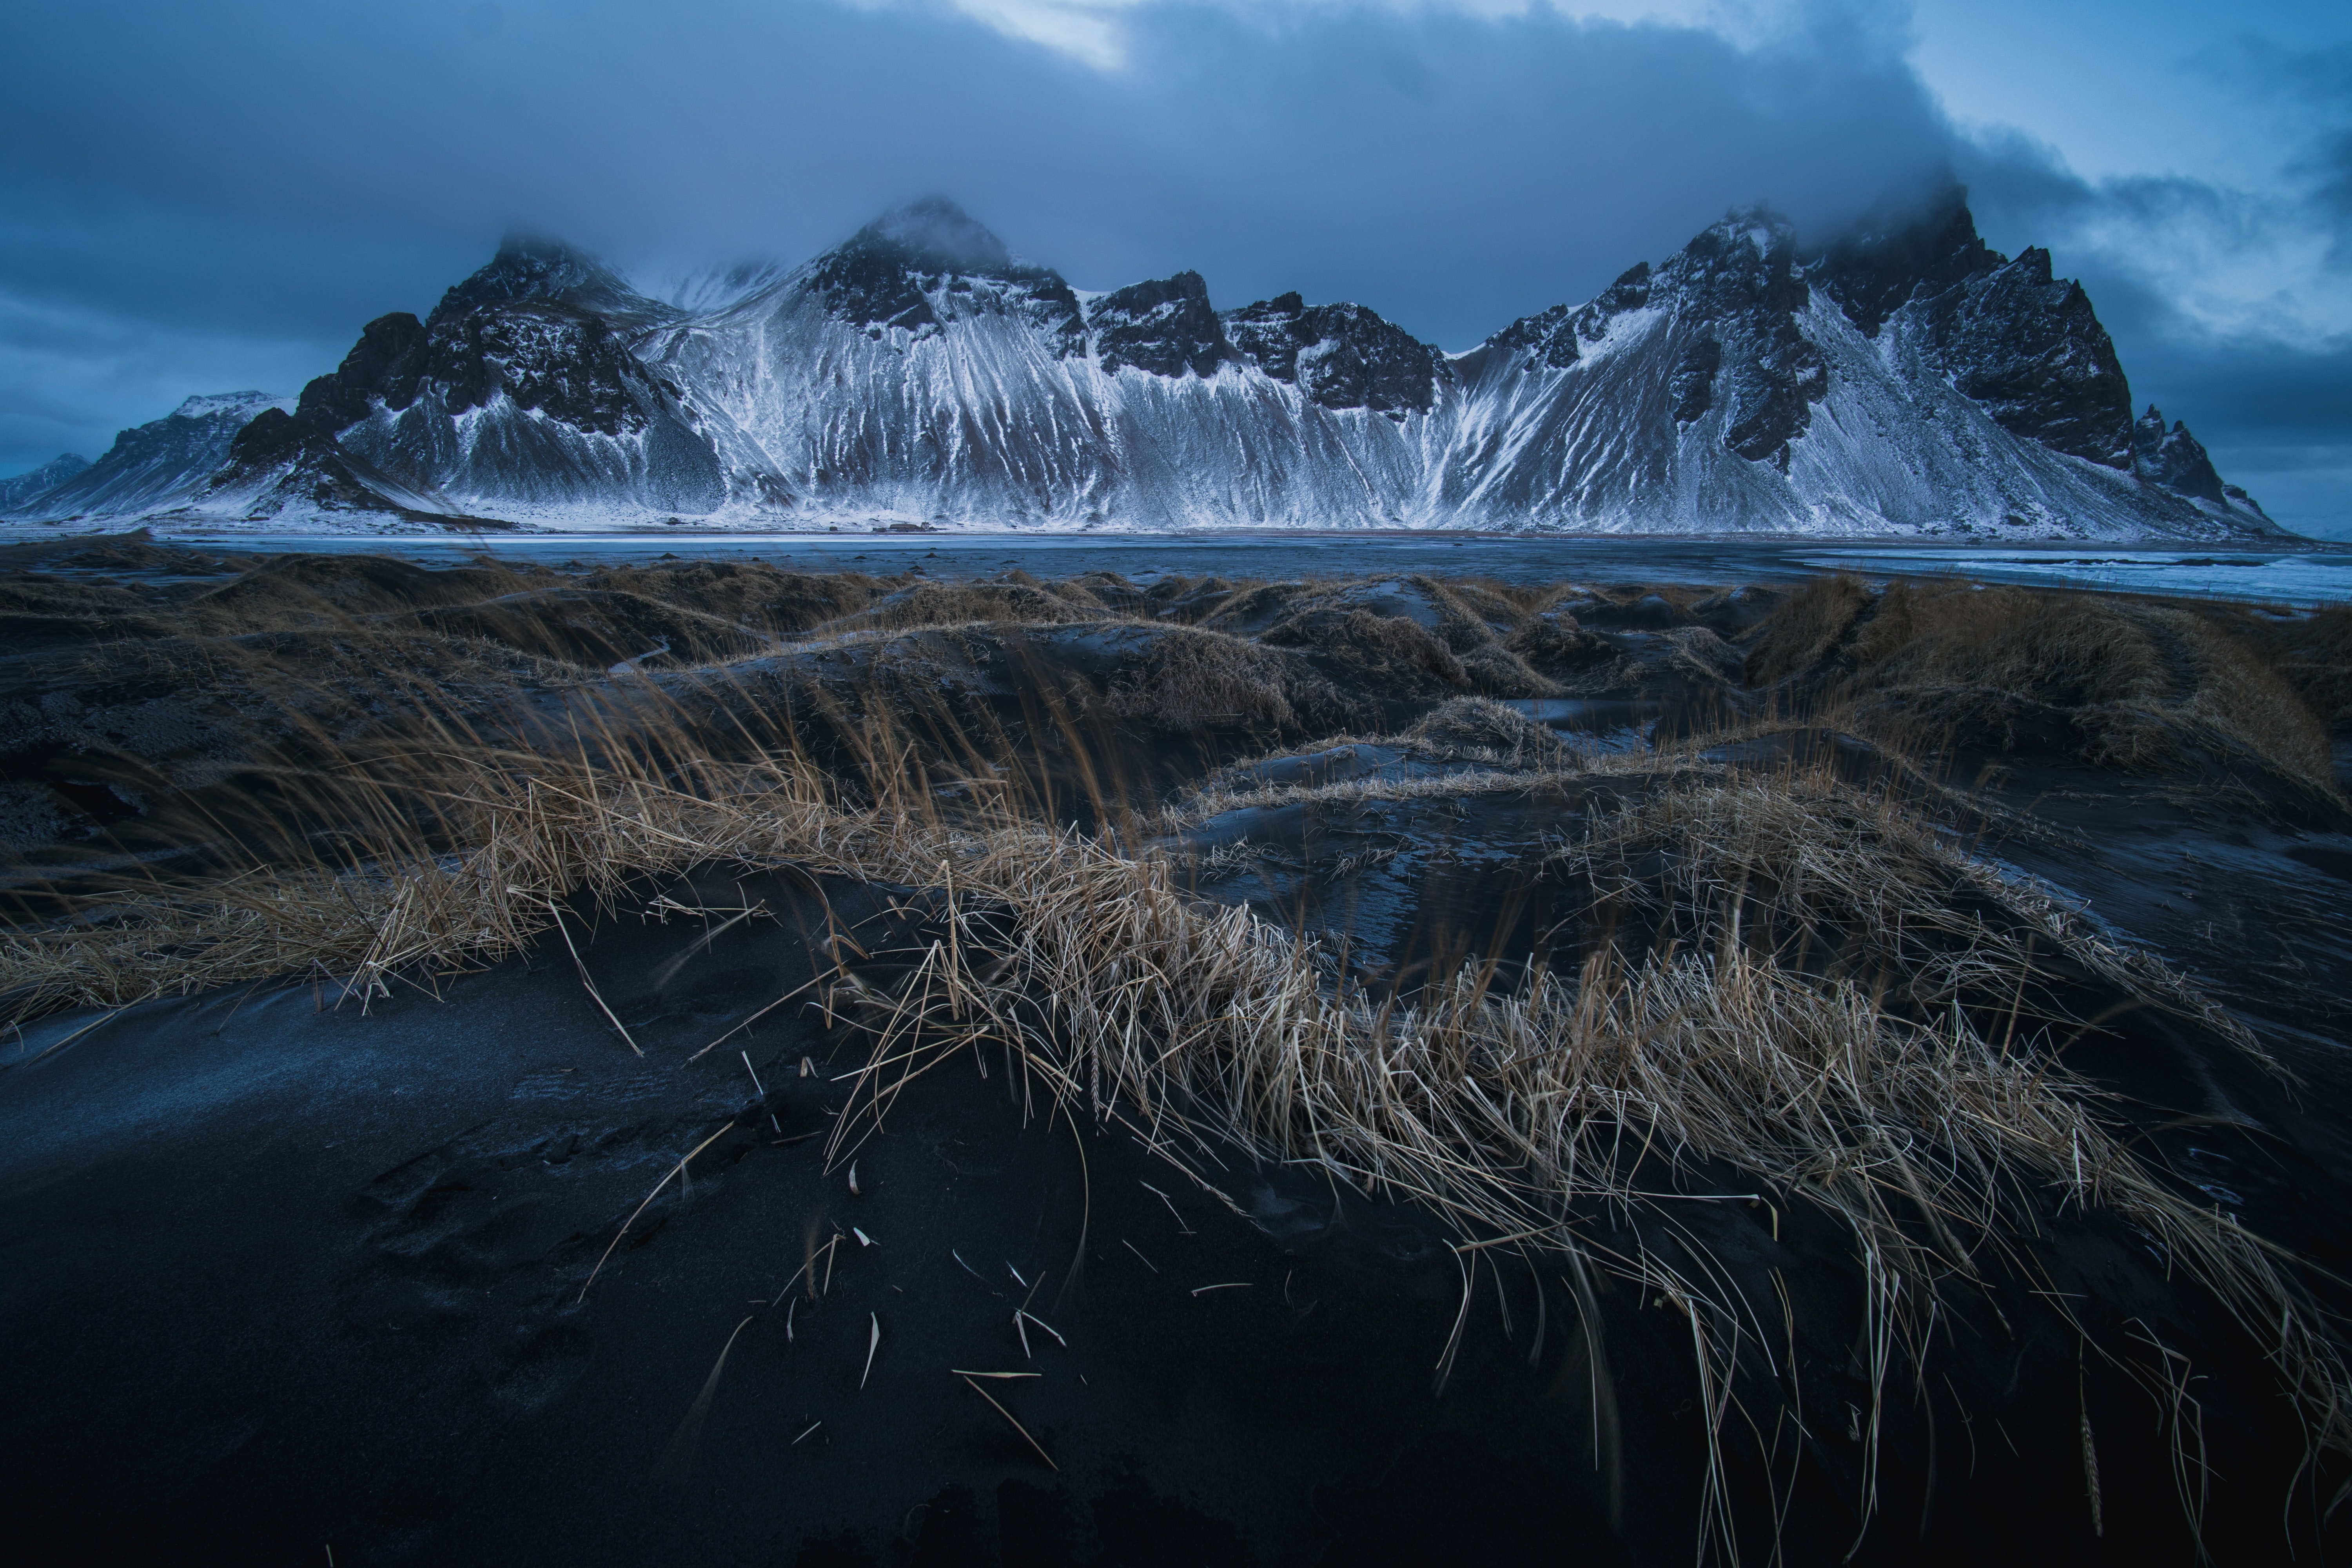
[1449,186,2261,533]
[1224,292,1451,417]
[4,189,2283,538]
[815,197,1086,358]
[206,236,726,522]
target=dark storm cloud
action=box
[2210,39,2352,259]
[0,2,1955,333]
[0,0,2342,533]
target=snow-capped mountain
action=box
[1429,188,2277,535]
[6,394,288,521]
[7,190,2288,538]
[195,240,719,525]
[0,453,90,513]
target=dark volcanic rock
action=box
[1088,271,1234,379]
[1723,322,1828,466]
[1221,292,1312,381]
[810,196,1086,356]
[399,244,682,437]
[231,314,432,470]
[2134,405,2229,505]
[1482,188,2141,480]
[1485,302,1583,370]
[51,188,2274,536]
[434,234,652,320]
[1669,336,1721,423]
[1666,210,1812,320]
[220,406,299,470]
[318,311,432,420]
[1223,293,1448,415]
[1653,212,1828,468]
[1816,186,2135,468]
[1484,263,1654,370]
[417,307,648,436]
[1486,301,1579,368]
[236,274,653,461]
[217,238,725,517]
[1815,185,2002,338]
[1921,246,2135,468]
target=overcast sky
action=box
[3,0,2346,533]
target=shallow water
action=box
[31,526,2352,606]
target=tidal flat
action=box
[4,532,2352,1565]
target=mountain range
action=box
[0,189,2285,538]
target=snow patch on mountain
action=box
[0,453,92,514]
[4,392,287,521]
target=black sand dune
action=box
[2,872,1622,1566]
[7,543,2352,1564]
[5,832,2347,1564]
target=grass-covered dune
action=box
[5,537,2352,1564]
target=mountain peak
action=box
[1813,180,2000,337]
[54,178,2282,540]
[810,196,1079,345]
[435,235,641,318]
[839,197,1016,276]
[2134,404,2230,506]
[1701,205,1797,255]
[1091,271,1232,379]
[171,391,287,421]
[0,451,92,514]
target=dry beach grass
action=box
[7,717,2347,1556]
[1751,573,2342,797]
[5,547,2352,1558]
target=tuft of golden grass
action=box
[1547,764,2267,1060]
[1458,640,1563,697]
[1101,626,1316,733]
[1748,577,2340,797]
[833,580,1107,635]
[1742,572,1871,686]
[18,704,2323,1545]
[1323,608,1471,689]
[802,747,2345,1555]
[1503,609,1615,681]
[1407,696,1571,764]
[2238,603,2352,736]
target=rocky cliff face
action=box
[1091,272,1231,379]
[1223,293,1450,416]
[1661,211,1828,467]
[814,198,1087,358]
[39,189,2283,538]
[1439,190,2251,532]
[210,237,725,522]
[2134,405,2232,506]
[1815,187,2136,468]
[1481,263,1653,371]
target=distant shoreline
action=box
[3,521,2348,609]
